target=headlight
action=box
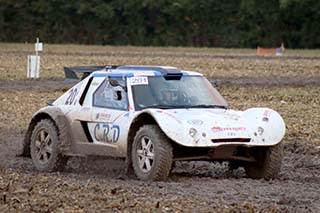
[257,127,264,135]
[189,128,197,138]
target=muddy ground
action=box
[0,76,319,212]
[1,76,320,91]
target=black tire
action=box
[228,161,241,171]
[30,119,68,172]
[245,143,283,180]
[132,125,173,181]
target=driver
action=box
[159,83,179,105]
[96,77,128,109]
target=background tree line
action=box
[0,0,319,48]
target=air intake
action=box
[211,138,251,143]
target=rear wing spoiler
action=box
[64,65,120,83]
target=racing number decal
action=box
[130,77,148,85]
[65,88,78,105]
[94,123,120,143]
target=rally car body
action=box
[23,65,285,181]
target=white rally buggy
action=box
[22,65,285,181]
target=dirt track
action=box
[1,78,320,212]
[0,76,319,92]
[1,128,320,212]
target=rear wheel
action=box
[30,119,68,172]
[132,125,173,181]
[245,143,283,180]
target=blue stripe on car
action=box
[93,73,134,77]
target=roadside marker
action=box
[27,38,43,79]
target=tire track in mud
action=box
[0,127,320,211]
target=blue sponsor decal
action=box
[123,112,130,118]
[187,119,203,126]
[94,123,120,143]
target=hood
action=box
[146,107,285,147]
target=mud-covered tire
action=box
[30,119,68,172]
[245,143,283,180]
[132,125,173,181]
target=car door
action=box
[87,77,129,146]
[66,76,104,143]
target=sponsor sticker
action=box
[262,110,271,122]
[94,123,120,143]
[211,127,246,132]
[130,77,149,85]
[263,110,271,118]
[96,113,111,120]
[187,119,203,126]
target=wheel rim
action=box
[34,128,53,165]
[136,136,155,173]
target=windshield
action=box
[132,76,228,110]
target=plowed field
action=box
[0,44,319,212]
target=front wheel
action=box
[132,125,173,181]
[30,119,68,172]
[245,143,283,180]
